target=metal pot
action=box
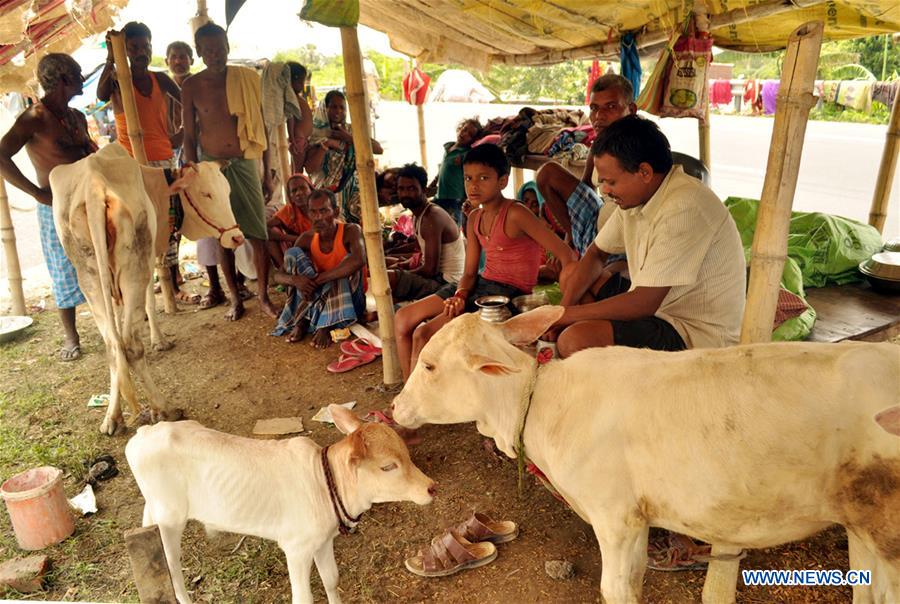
[475,295,511,323]
[859,252,900,294]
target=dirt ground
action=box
[0,284,864,603]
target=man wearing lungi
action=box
[0,54,96,361]
[181,22,277,321]
[271,189,366,349]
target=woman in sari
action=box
[305,89,382,224]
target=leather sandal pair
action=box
[405,512,518,578]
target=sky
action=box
[76,0,403,63]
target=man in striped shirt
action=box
[550,116,746,357]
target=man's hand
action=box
[262,169,275,202]
[295,275,317,299]
[442,295,465,319]
[35,187,52,206]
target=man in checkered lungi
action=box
[0,54,96,361]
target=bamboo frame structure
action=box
[0,177,25,315]
[512,166,524,193]
[868,85,900,233]
[739,23,823,345]
[416,103,428,168]
[277,121,291,202]
[340,26,402,385]
[109,32,177,314]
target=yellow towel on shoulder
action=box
[226,65,266,159]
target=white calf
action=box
[125,405,435,604]
[50,144,243,435]
[392,307,900,604]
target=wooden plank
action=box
[805,283,900,343]
[124,525,177,603]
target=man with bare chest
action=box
[181,22,277,321]
[0,54,96,360]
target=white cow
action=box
[50,144,243,435]
[125,405,435,604]
[392,307,900,604]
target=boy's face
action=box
[463,162,508,206]
[593,154,655,210]
[125,35,152,69]
[197,34,229,71]
[166,48,193,77]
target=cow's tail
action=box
[84,178,137,418]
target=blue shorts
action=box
[566,182,601,255]
[37,203,86,309]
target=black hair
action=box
[309,188,338,210]
[166,41,193,59]
[462,143,509,178]
[287,62,307,84]
[122,21,151,41]
[590,73,634,104]
[194,22,227,51]
[591,115,673,174]
[376,167,398,189]
[457,117,482,133]
[324,89,345,107]
[396,163,427,189]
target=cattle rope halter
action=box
[321,445,362,535]
[171,170,240,246]
[515,358,540,496]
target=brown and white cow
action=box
[50,143,243,435]
[392,307,900,604]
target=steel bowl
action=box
[0,315,33,344]
[475,295,511,323]
[883,237,900,253]
[859,251,900,294]
[512,291,550,313]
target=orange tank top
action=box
[311,223,348,272]
[114,72,173,162]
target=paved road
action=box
[4,101,898,281]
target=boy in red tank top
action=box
[394,144,577,380]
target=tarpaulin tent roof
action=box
[0,0,127,93]
[356,0,900,70]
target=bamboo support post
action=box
[416,103,428,168]
[341,26,402,385]
[0,177,26,315]
[738,21,822,347]
[868,87,900,233]
[123,525,177,603]
[512,166,524,194]
[277,121,291,201]
[695,0,712,176]
[110,32,177,314]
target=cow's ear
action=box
[330,404,362,434]
[875,406,900,436]
[167,166,198,193]
[347,429,367,465]
[466,353,520,376]
[501,305,565,346]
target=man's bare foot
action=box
[311,328,332,349]
[225,300,245,321]
[259,296,279,319]
[286,322,306,343]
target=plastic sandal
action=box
[327,352,377,374]
[339,338,382,357]
[454,512,519,545]
[405,530,497,578]
[646,532,710,572]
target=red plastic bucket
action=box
[1,466,74,550]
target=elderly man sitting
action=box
[271,189,366,349]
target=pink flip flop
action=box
[339,338,382,357]
[327,352,377,373]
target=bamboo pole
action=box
[868,87,900,233]
[416,103,428,168]
[0,177,25,315]
[698,107,711,175]
[512,166,524,194]
[696,0,712,177]
[110,32,177,314]
[738,23,823,343]
[340,26,402,385]
[277,121,291,202]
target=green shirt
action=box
[436,142,469,200]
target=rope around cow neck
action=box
[515,359,540,496]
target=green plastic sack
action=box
[771,256,817,342]
[299,0,359,27]
[724,197,882,288]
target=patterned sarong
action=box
[271,247,364,335]
[566,181,602,255]
[37,203,86,309]
[201,153,268,240]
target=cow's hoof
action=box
[99,416,127,436]
[153,407,185,423]
[153,339,174,352]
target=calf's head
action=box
[330,405,435,506]
[392,306,564,430]
[169,163,244,249]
